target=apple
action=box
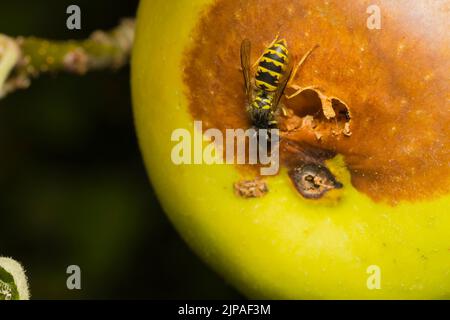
[132,0,450,299]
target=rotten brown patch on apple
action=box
[182,0,450,205]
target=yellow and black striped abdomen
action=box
[248,91,277,129]
[251,92,273,110]
[255,39,289,92]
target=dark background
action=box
[0,0,241,299]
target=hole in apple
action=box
[285,88,323,119]
[289,163,343,199]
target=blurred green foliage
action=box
[0,0,241,299]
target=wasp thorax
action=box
[289,163,343,199]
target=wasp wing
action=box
[240,39,252,104]
[272,65,293,110]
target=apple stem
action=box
[0,18,135,99]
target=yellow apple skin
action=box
[132,0,450,299]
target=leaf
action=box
[0,257,30,300]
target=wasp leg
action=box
[287,45,319,87]
[251,33,280,68]
[285,84,320,99]
[285,84,305,100]
[285,45,319,100]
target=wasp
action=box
[240,35,317,129]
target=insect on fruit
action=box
[240,35,317,130]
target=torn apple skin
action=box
[234,179,269,198]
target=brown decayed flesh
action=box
[183,0,450,205]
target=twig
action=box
[0,18,135,99]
